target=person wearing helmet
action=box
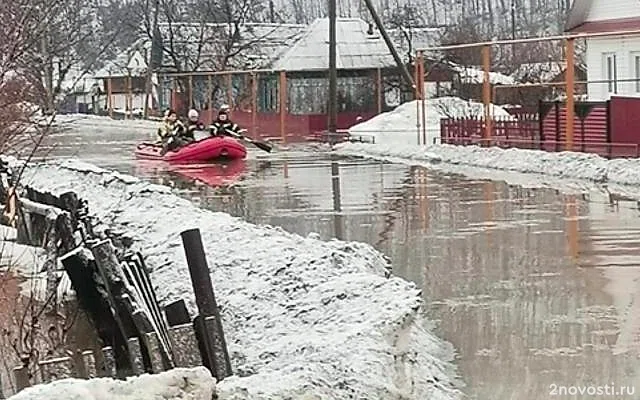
[209,105,243,137]
[183,109,205,142]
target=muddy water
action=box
[38,121,640,398]
[0,270,101,397]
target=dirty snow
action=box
[336,141,640,190]
[349,97,512,146]
[8,367,215,400]
[14,158,463,400]
[339,96,640,195]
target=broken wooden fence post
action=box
[82,350,97,378]
[128,338,145,374]
[101,346,117,377]
[60,249,131,375]
[180,228,232,380]
[143,332,164,373]
[168,323,202,368]
[164,299,191,327]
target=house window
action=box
[633,53,640,92]
[603,53,617,93]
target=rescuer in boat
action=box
[209,105,243,137]
[157,109,186,154]
[184,109,205,142]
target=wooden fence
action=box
[440,99,640,158]
[1,174,232,394]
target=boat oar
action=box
[224,128,272,153]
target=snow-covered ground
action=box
[339,97,640,199]
[350,97,512,147]
[8,367,215,400]
[11,158,463,400]
[336,142,640,195]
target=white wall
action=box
[107,94,147,111]
[585,0,640,22]
[586,35,640,100]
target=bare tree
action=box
[12,0,125,114]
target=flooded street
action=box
[36,119,640,398]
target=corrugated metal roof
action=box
[94,23,307,77]
[273,18,399,71]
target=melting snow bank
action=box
[8,367,215,400]
[334,142,640,188]
[16,159,463,400]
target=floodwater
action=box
[34,119,640,399]
[0,270,101,397]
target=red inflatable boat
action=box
[134,136,247,162]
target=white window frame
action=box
[632,52,640,92]
[603,52,617,94]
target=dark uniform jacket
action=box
[210,120,241,136]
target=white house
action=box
[566,0,640,100]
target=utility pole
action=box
[328,0,338,139]
[511,0,516,60]
[144,0,160,119]
[361,0,414,88]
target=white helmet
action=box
[188,109,199,120]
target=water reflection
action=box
[39,123,640,398]
[331,157,344,240]
[0,272,101,397]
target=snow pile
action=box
[338,95,640,189]
[16,159,462,400]
[8,367,215,400]
[349,97,512,146]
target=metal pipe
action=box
[188,75,193,110]
[328,0,337,137]
[482,45,492,141]
[565,38,575,151]
[376,68,383,114]
[180,229,232,379]
[107,78,113,118]
[251,72,258,137]
[414,56,420,144]
[279,71,287,143]
[418,51,426,146]
[417,28,640,52]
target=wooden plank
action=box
[128,337,145,374]
[82,350,97,378]
[91,240,135,369]
[101,346,117,377]
[143,332,165,373]
[129,255,172,354]
[120,260,172,366]
[169,323,202,368]
[59,249,129,369]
